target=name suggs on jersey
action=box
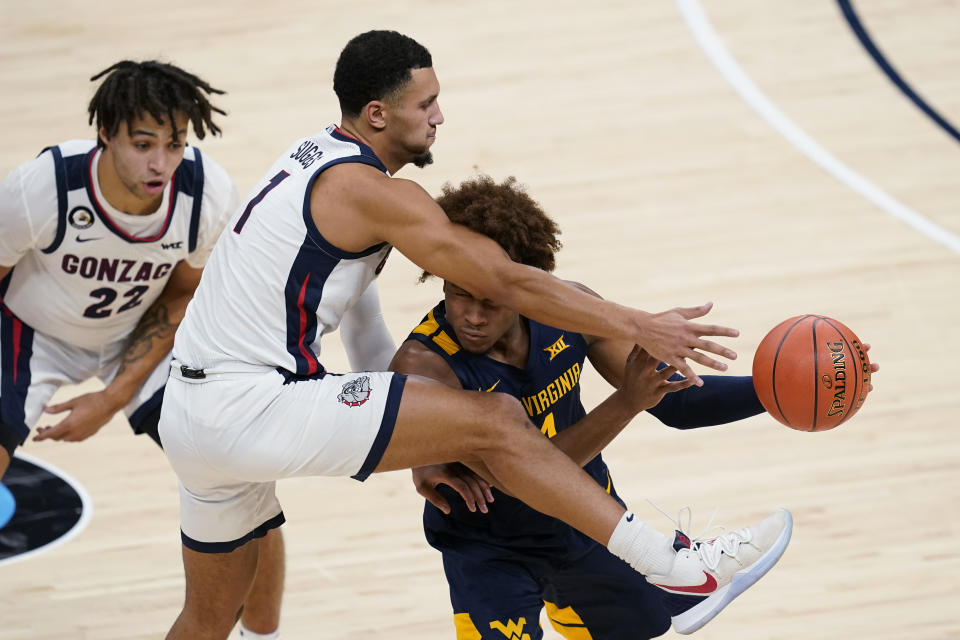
[290,140,324,169]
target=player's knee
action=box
[473,393,534,445]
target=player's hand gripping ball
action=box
[752,315,871,431]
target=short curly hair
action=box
[422,175,562,282]
[334,30,432,117]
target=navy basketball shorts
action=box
[437,536,672,640]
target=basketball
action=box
[752,315,871,431]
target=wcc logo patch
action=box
[338,376,372,407]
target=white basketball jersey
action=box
[173,126,393,374]
[0,140,236,351]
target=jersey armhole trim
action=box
[300,157,390,259]
[39,146,69,255]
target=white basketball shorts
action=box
[0,308,170,452]
[159,362,406,552]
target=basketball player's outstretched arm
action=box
[342,168,738,384]
[34,262,203,442]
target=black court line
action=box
[838,0,960,145]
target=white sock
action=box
[239,623,280,640]
[607,511,676,576]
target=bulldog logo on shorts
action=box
[338,376,372,407]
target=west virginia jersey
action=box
[408,301,615,551]
[172,125,393,375]
[406,301,672,640]
[0,140,235,351]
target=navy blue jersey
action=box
[407,301,622,556]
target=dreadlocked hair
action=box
[421,175,562,282]
[88,60,226,147]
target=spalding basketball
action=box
[752,315,871,431]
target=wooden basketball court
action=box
[1,1,957,637]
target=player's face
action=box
[98,113,189,214]
[387,67,444,167]
[443,281,519,354]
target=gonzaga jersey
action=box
[408,301,619,554]
[173,126,393,374]
[0,140,236,350]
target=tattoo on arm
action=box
[115,303,174,379]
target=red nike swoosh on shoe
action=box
[652,571,718,594]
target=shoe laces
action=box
[647,501,753,571]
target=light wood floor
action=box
[1,1,958,638]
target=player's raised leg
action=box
[376,374,793,634]
[375,375,634,547]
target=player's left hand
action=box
[412,463,494,515]
[33,391,123,442]
[616,345,697,413]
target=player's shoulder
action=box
[391,338,460,388]
[52,139,97,156]
[185,146,233,189]
[347,169,435,224]
[11,139,91,178]
[183,145,238,215]
[319,155,391,184]
[312,157,402,219]
[2,141,92,204]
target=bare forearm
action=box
[550,392,640,467]
[105,292,189,403]
[493,266,645,343]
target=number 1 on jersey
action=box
[540,412,557,438]
[233,171,290,233]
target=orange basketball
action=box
[752,315,871,431]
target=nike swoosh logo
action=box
[483,380,500,392]
[652,571,718,595]
[626,513,634,522]
[76,236,102,243]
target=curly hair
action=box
[333,30,432,117]
[88,60,226,148]
[421,175,562,282]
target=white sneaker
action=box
[647,508,793,634]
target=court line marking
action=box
[838,0,960,145]
[675,0,960,255]
[0,452,93,568]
